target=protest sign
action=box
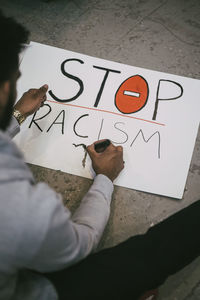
[14,42,200,198]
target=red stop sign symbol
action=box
[115,75,149,114]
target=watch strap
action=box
[13,109,26,125]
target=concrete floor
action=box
[1,0,200,298]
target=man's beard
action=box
[0,87,15,131]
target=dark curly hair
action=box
[0,10,29,83]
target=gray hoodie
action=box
[0,118,113,300]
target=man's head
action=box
[0,10,28,130]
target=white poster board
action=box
[14,42,200,199]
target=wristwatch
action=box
[13,109,26,125]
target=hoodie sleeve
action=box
[6,116,20,138]
[17,175,113,272]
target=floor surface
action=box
[1,0,200,298]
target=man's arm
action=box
[9,85,124,271]
[6,84,48,138]
[21,142,123,272]
[15,175,113,272]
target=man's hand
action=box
[87,140,124,182]
[14,84,48,117]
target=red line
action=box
[46,100,165,126]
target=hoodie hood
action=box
[0,130,34,183]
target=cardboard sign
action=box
[14,42,200,198]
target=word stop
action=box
[48,58,184,120]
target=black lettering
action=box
[152,79,183,120]
[93,66,121,107]
[29,104,52,132]
[97,118,104,140]
[49,58,84,102]
[47,110,65,134]
[111,122,128,144]
[73,114,89,138]
[130,129,161,159]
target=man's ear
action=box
[0,81,10,106]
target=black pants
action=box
[45,199,200,300]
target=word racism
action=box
[27,57,183,160]
[47,58,183,121]
[29,104,161,159]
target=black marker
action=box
[94,139,111,153]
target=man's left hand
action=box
[14,84,48,117]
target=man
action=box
[0,10,124,300]
[1,10,200,300]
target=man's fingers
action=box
[35,84,48,98]
[87,144,96,157]
[116,146,124,165]
[41,94,47,104]
[28,88,36,93]
[101,142,117,154]
[40,84,48,92]
[116,145,123,152]
[88,141,123,155]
